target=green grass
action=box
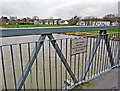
[62,29,120,35]
[83,29,120,39]
[1,25,19,28]
[83,29,120,34]
[1,24,77,28]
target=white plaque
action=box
[70,38,87,56]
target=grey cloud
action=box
[1,2,61,18]
[53,2,118,19]
[1,1,119,19]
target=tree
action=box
[32,16,39,20]
[1,16,9,25]
[22,18,27,23]
[83,16,96,26]
[68,16,79,25]
[103,14,117,25]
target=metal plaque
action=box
[70,38,87,56]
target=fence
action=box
[0,26,120,90]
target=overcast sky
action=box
[0,0,120,19]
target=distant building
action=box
[60,20,69,25]
[112,22,119,26]
[77,21,86,26]
[10,16,17,20]
[93,21,110,26]
[34,20,39,25]
[35,18,61,25]
[77,20,111,26]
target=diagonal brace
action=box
[16,34,46,90]
[103,30,114,66]
[47,34,78,83]
[80,30,103,81]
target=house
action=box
[112,22,119,26]
[93,21,110,26]
[34,20,39,25]
[77,21,86,26]
[19,18,34,25]
[77,20,111,26]
[35,18,62,25]
[10,16,17,21]
[60,20,69,25]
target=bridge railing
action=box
[0,26,120,90]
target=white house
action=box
[77,21,111,26]
[60,20,69,25]
[93,21,110,26]
[34,20,39,25]
[112,22,119,26]
[77,21,86,25]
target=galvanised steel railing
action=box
[0,26,120,90]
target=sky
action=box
[0,0,120,19]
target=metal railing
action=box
[0,26,120,90]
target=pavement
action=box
[74,66,120,91]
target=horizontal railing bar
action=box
[0,26,119,37]
[1,32,120,47]
[0,41,39,47]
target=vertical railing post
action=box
[115,33,120,65]
[115,49,120,65]
[16,34,46,90]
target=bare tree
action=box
[33,16,39,20]
[1,16,9,25]
[103,14,117,25]
[68,16,79,25]
[83,16,95,26]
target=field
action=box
[1,25,76,28]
